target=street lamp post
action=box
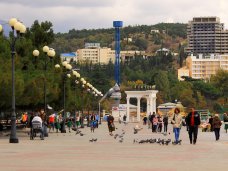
[33,46,55,137]
[56,62,72,133]
[0,18,26,143]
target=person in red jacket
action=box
[186,107,201,145]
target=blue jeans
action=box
[174,128,180,142]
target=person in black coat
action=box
[208,116,214,132]
[185,107,201,145]
[163,114,168,133]
[107,114,114,136]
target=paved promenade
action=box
[0,122,228,171]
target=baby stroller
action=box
[30,120,44,140]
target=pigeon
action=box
[133,139,138,143]
[119,139,123,143]
[165,139,171,145]
[161,139,165,145]
[89,139,94,142]
[149,139,156,143]
[75,130,81,135]
[119,135,123,138]
[114,134,119,139]
[156,138,161,144]
[47,104,53,110]
[93,138,97,142]
[80,133,85,136]
[139,140,145,144]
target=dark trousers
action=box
[188,126,198,143]
[214,128,220,140]
[164,124,168,132]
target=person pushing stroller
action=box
[30,113,44,140]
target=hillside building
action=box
[186,17,228,55]
[178,54,228,80]
[77,43,145,64]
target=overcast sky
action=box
[0,0,227,33]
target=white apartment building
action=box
[77,43,145,64]
[77,47,115,64]
[183,54,228,80]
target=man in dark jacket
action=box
[107,114,114,136]
[163,114,168,133]
[185,107,201,145]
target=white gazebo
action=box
[125,90,158,122]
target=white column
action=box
[137,97,141,122]
[146,98,149,117]
[150,97,153,114]
[153,97,156,113]
[126,97,130,122]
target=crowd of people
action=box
[4,108,226,144]
[142,108,227,144]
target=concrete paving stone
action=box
[0,122,228,171]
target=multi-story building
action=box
[186,17,228,55]
[77,43,145,64]
[178,54,228,80]
[177,67,190,81]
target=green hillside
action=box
[0,20,227,115]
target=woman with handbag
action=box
[171,108,182,144]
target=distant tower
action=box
[113,21,123,85]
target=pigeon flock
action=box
[70,124,181,146]
[114,129,126,143]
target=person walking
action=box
[157,116,163,132]
[95,113,99,128]
[186,107,201,145]
[208,115,214,132]
[123,114,127,125]
[148,113,152,129]
[223,113,228,133]
[90,113,96,133]
[67,118,73,133]
[163,114,169,133]
[143,115,147,125]
[171,108,182,144]
[151,112,156,131]
[152,116,158,132]
[49,114,55,133]
[107,114,115,136]
[212,114,222,141]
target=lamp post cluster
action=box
[55,61,103,132]
[33,46,56,137]
[32,46,56,114]
[0,18,26,143]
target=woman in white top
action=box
[171,108,182,144]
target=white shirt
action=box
[32,116,42,124]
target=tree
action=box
[134,38,148,50]
[154,71,170,101]
[180,89,196,108]
[211,70,228,103]
[27,20,54,48]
